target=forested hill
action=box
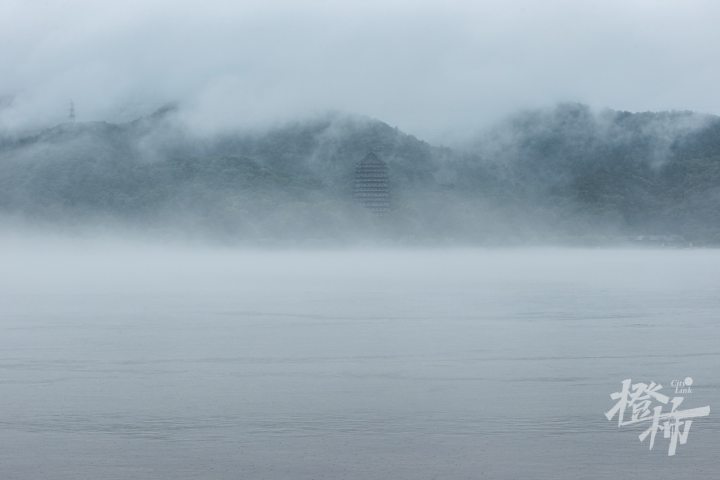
[1,103,720,244]
[471,104,720,243]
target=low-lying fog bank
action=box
[3,242,720,297]
[2,245,719,480]
[3,104,720,246]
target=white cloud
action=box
[2,0,720,141]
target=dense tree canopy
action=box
[2,104,720,244]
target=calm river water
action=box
[1,247,718,479]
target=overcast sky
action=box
[2,0,719,141]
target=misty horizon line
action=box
[2,99,718,146]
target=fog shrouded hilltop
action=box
[1,103,720,245]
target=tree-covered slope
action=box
[2,104,720,244]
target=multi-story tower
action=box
[353,152,390,215]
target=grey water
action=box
[1,247,719,479]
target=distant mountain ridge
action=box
[1,103,720,244]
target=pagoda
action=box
[353,152,390,215]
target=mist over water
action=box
[1,245,719,479]
[3,1,720,477]
[3,102,720,246]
